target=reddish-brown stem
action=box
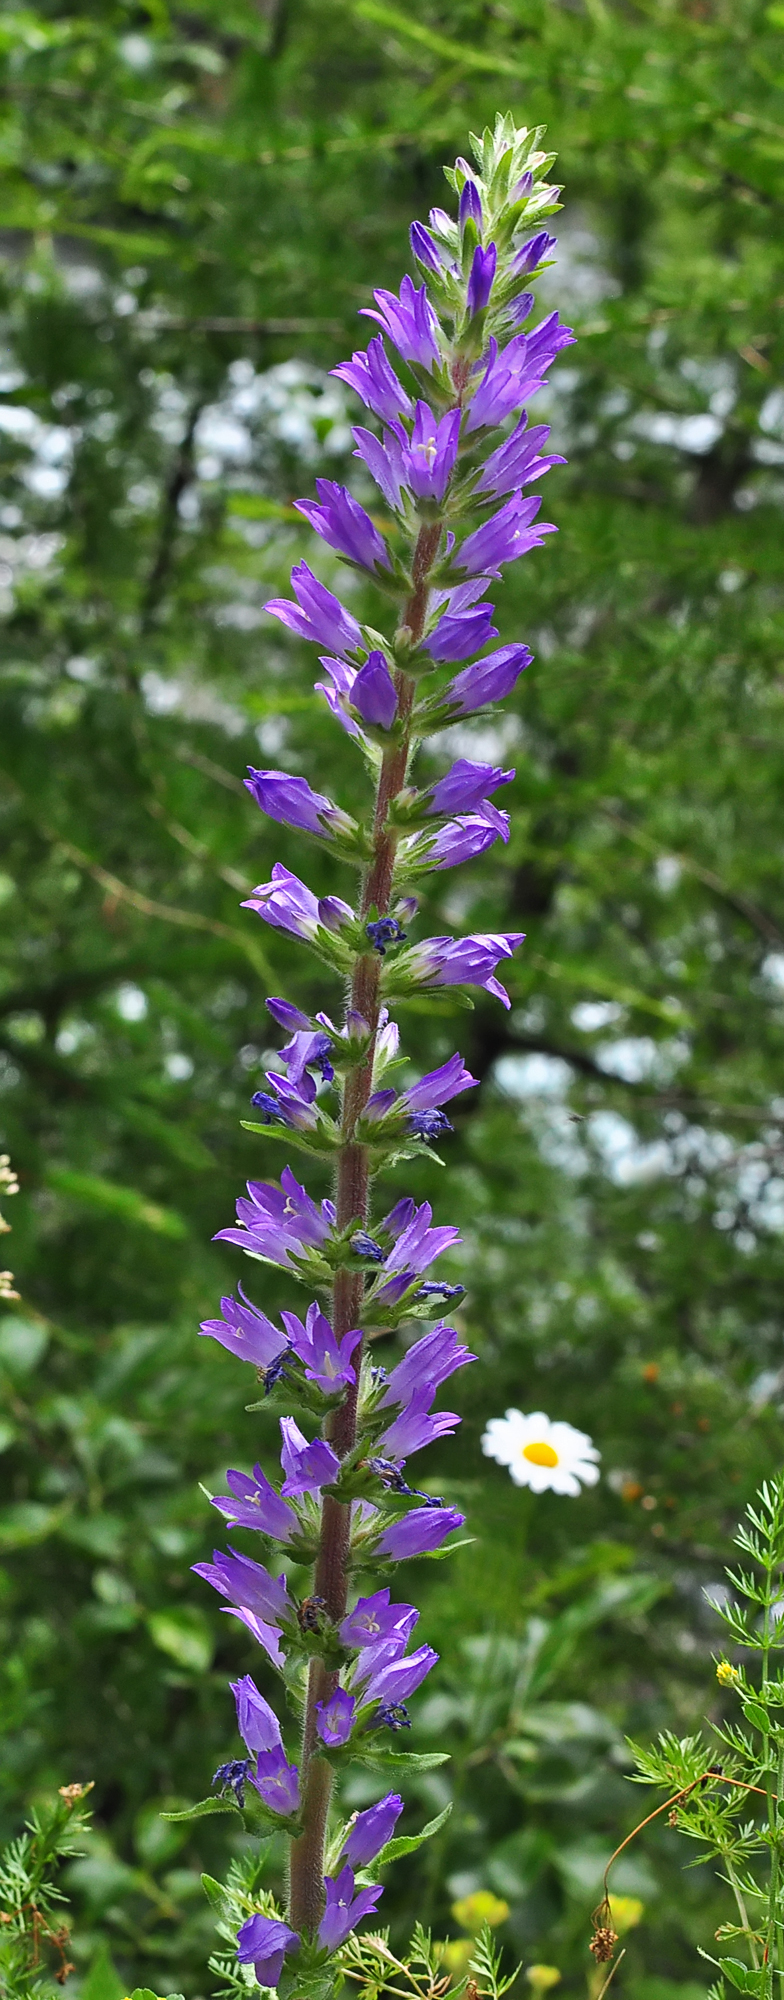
[287,523,441,1938]
[592,1767,778,1944]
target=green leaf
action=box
[350,1746,451,1773]
[147,1607,215,1673]
[127,1991,185,2000]
[349,0,522,75]
[0,1317,48,1374]
[741,1701,769,1732]
[161,1798,240,1823]
[201,1872,226,1908]
[375,1801,452,1863]
[416,1535,476,1560]
[0,1501,66,1550]
[718,1960,765,1995]
[46,1168,187,1238]
[81,1948,126,2000]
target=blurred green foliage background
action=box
[1,0,783,1995]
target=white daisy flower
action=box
[481,1408,600,1496]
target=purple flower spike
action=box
[296,479,391,574]
[318,1865,384,1952]
[199,1289,288,1370]
[459,178,482,230]
[378,1507,465,1561]
[281,1301,362,1394]
[457,491,556,578]
[426,757,514,817]
[279,1415,340,1497]
[425,600,498,662]
[252,1746,300,1817]
[381,1323,477,1409]
[352,652,398,730]
[237,1913,299,1990]
[193,1547,290,1627]
[230,1674,283,1755]
[213,1465,296,1541]
[332,334,413,423]
[342,1793,403,1868]
[405,1053,478,1111]
[410,220,443,274]
[191,126,573,1959]
[245,769,355,843]
[361,276,441,371]
[444,643,533,716]
[316,1687,356,1747]
[400,931,524,1009]
[264,560,361,655]
[467,242,497,317]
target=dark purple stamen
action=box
[250,1092,288,1125]
[406,1109,453,1141]
[367,1457,446,1508]
[375,1702,411,1732]
[310,1032,335,1082]
[366,917,406,956]
[414,1281,466,1302]
[213,1758,252,1807]
[263,1350,291,1395]
[351,1231,385,1261]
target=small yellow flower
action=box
[525,1967,562,1993]
[608,1896,644,1935]
[451,1890,510,1934]
[440,1940,474,1977]
[717,1660,741,1688]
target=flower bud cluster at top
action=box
[194,114,573,2000]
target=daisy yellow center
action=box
[522,1440,559,1468]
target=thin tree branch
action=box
[603,809,784,950]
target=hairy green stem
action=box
[287,523,441,1937]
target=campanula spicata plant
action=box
[182,113,575,2000]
